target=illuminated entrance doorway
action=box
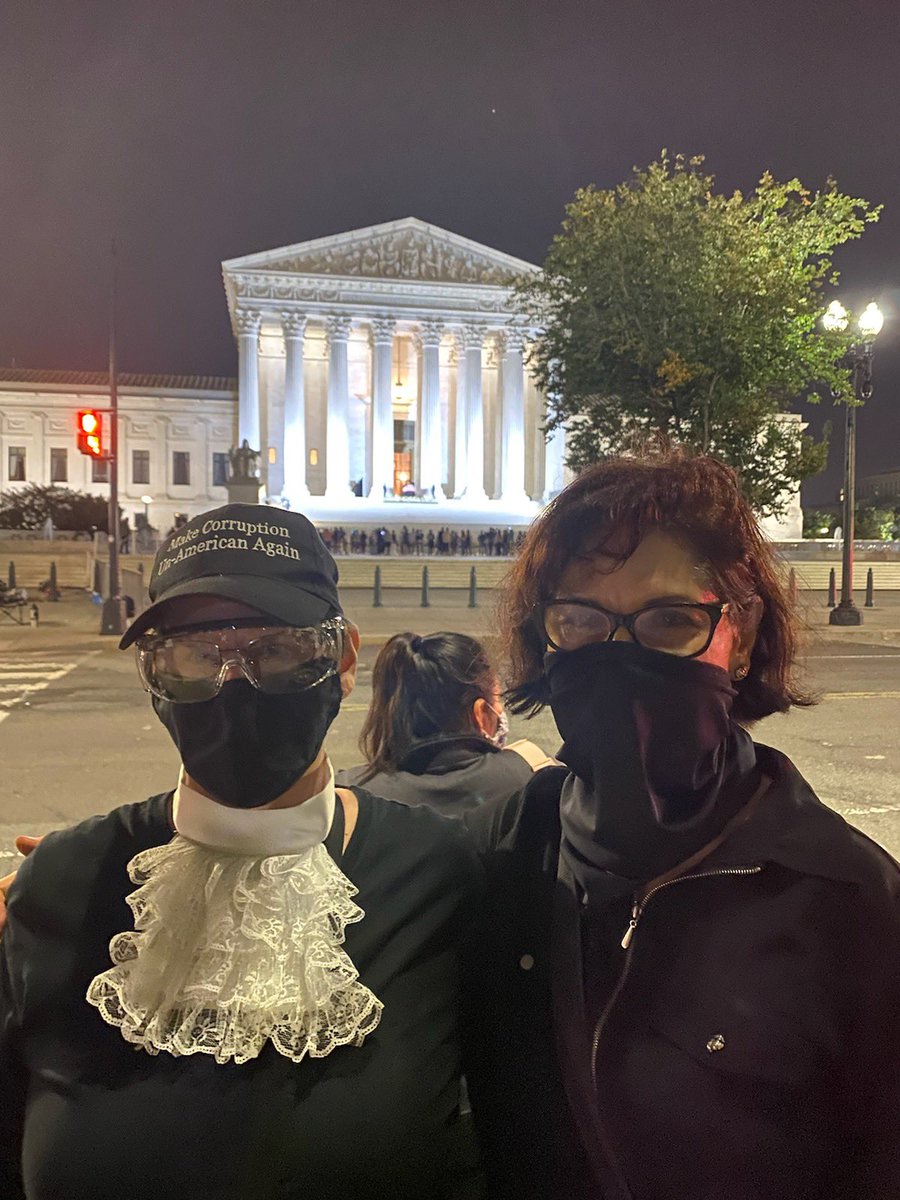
[393,418,415,496]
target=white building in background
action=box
[221,216,566,524]
[0,215,803,538]
[0,371,236,532]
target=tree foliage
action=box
[803,501,900,540]
[519,153,881,516]
[855,499,900,541]
[0,484,118,532]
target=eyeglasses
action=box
[136,617,345,703]
[535,599,729,659]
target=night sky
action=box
[3,0,899,504]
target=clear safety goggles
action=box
[136,616,345,703]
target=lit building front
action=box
[0,370,236,532]
[221,217,566,523]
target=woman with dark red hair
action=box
[463,450,900,1200]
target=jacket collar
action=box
[510,744,899,896]
[699,743,900,889]
[397,734,498,776]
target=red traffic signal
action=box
[77,410,103,457]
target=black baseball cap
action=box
[119,503,341,648]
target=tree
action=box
[0,484,119,533]
[519,153,880,517]
[802,509,838,539]
[855,498,900,541]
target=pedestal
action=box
[226,480,264,505]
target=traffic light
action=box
[77,410,103,457]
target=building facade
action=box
[0,370,237,532]
[221,217,566,522]
[859,467,900,501]
[0,216,805,539]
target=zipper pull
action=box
[620,901,640,950]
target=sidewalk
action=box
[0,589,502,656]
[2,587,899,657]
[798,590,900,645]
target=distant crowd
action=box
[317,526,525,557]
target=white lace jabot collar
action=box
[172,762,336,857]
[86,759,383,1065]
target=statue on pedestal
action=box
[225,440,263,504]
[227,439,260,483]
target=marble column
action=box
[447,342,463,497]
[461,323,487,501]
[281,311,308,501]
[451,333,467,498]
[415,318,444,500]
[325,314,353,498]
[236,308,261,449]
[368,316,396,500]
[542,360,566,501]
[499,328,529,505]
[543,417,566,501]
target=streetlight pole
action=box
[100,242,124,636]
[824,301,884,627]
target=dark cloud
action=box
[2,0,898,501]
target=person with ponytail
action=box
[336,632,552,816]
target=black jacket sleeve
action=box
[464,766,567,855]
[0,886,28,1197]
[833,876,900,1199]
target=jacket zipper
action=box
[590,863,764,1088]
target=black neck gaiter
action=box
[546,640,759,898]
[153,675,343,809]
[547,641,759,1196]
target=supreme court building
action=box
[0,217,801,538]
[222,217,566,523]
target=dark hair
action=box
[357,631,496,781]
[500,449,813,724]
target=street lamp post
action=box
[823,301,884,627]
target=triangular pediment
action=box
[223,218,539,286]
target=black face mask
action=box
[153,675,342,809]
[546,640,759,888]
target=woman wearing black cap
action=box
[336,631,552,817]
[0,505,482,1200]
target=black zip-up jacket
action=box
[336,736,535,817]
[462,745,900,1200]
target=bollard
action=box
[865,567,874,608]
[827,567,836,608]
[373,565,383,608]
[788,568,799,605]
[468,566,478,609]
[7,561,15,590]
[93,559,103,595]
[420,565,431,608]
[49,561,59,598]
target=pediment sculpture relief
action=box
[270,229,517,285]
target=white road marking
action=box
[808,654,900,660]
[822,691,900,699]
[0,661,85,671]
[842,803,900,816]
[0,656,92,723]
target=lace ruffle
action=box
[86,837,383,1064]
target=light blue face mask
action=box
[485,703,510,749]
